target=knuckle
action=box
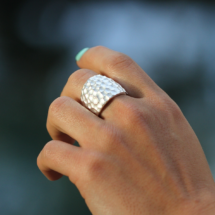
[127,107,148,127]
[99,123,120,145]
[41,141,57,161]
[92,123,124,153]
[48,96,68,117]
[84,153,108,182]
[105,53,134,71]
[37,151,43,168]
[117,99,145,125]
[150,92,183,119]
[46,120,51,135]
[93,45,106,52]
[36,155,42,169]
[68,69,92,86]
[165,99,183,119]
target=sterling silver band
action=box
[81,75,127,115]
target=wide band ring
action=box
[81,75,127,115]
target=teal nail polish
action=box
[75,48,89,61]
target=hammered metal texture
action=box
[81,75,127,115]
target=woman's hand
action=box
[37,46,215,215]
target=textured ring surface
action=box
[81,75,127,115]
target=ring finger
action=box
[61,68,135,119]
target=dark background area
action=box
[0,0,215,214]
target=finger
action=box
[60,69,133,120]
[37,140,84,183]
[61,69,97,102]
[76,46,160,97]
[47,96,104,148]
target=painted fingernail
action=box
[75,48,89,61]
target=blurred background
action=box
[0,0,214,214]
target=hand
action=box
[37,46,215,215]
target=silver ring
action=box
[81,75,127,115]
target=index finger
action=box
[76,46,160,98]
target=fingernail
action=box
[75,48,89,61]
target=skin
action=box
[37,46,215,215]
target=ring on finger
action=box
[81,75,128,116]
